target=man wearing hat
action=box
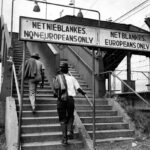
[53,62,86,145]
[23,53,45,113]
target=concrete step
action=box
[14,94,53,98]
[77,110,118,117]
[22,104,57,111]
[76,105,112,110]
[15,93,93,98]
[88,129,134,139]
[22,139,84,150]
[20,89,93,95]
[22,97,108,105]
[75,98,108,105]
[22,116,59,125]
[22,110,58,117]
[22,82,50,86]
[22,124,61,133]
[84,122,129,131]
[19,90,53,95]
[95,137,133,145]
[22,98,57,104]
[21,131,80,143]
[80,116,123,123]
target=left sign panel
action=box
[19,16,100,47]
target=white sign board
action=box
[100,28,150,52]
[19,17,100,46]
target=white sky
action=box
[1,0,150,91]
[1,0,150,32]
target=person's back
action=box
[53,63,86,145]
[34,59,45,82]
[64,74,80,97]
[26,53,45,113]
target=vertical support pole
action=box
[1,0,4,16]
[113,71,116,91]
[10,0,15,46]
[17,41,26,150]
[45,0,47,19]
[148,57,150,91]
[148,57,150,84]
[92,49,96,150]
[127,52,131,81]
[10,0,15,96]
[108,72,111,97]
[73,0,75,16]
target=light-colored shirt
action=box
[64,74,80,97]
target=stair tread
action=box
[23,104,57,106]
[22,123,60,128]
[80,116,122,119]
[78,110,117,112]
[88,129,134,133]
[22,131,78,136]
[22,139,83,147]
[95,137,134,143]
[22,110,57,113]
[84,122,128,125]
[22,116,58,119]
[76,104,111,106]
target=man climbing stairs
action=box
[12,33,134,150]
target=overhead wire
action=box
[114,0,150,22]
[118,3,150,23]
[88,0,98,9]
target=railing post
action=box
[108,72,111,97]
[92,49,96,150]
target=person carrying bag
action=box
[53,63,86,145]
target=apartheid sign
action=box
[19,16,100,47]
[100,28,150,52]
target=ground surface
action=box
[0,128,6,150]
[95,138,150,150]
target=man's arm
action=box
[40,69,45,88]
[73,76,86,95]
[77,88,86,95]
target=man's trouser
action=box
[57,96,75,140]
[29,79,38,110]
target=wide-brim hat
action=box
[60,63,69,69]
[31,53,40,59]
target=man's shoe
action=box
[68,131,74,139]
[61,139,68,145]
[32,108,36,114]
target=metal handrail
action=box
[116,69,150,80]
[12,62,21,106]
[100,71,150,106]
[84,94,93,108]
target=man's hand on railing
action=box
[77,88,86,96]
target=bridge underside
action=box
[56,15,150,73]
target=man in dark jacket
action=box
[19,53,45,113]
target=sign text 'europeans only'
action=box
[100,29,150,51]
[19,17,100,46]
